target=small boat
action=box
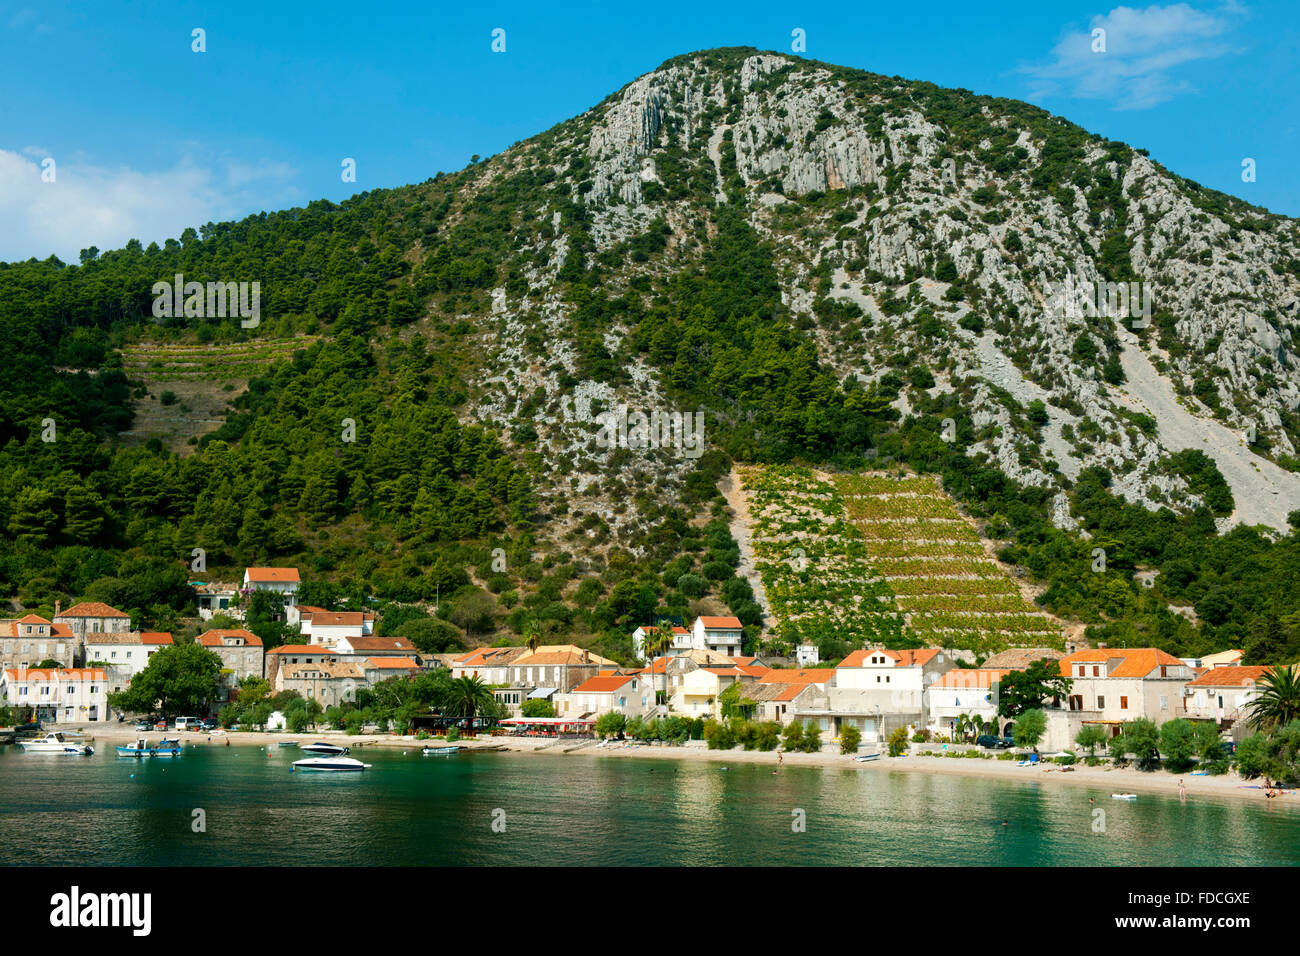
[116,738,150,757]
[853,753,881,762]
[292,756,370,772]
[1111,793,1138,800]
[298,742,350,756]
[277,741,300,748]
[150,738,183,757]
[422,745,460,755]
[19,733,94,755]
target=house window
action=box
[1160,696,1168,711]
[1160,666,1167,677]
[1092,666,1099,676]
[1097,696,1105,708]
[1120,696,1129,710]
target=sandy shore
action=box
[69,725,1294,806]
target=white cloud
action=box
[0,149,300,262]
[1023,3,1243,110]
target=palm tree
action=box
[1246,666,1300,732]
[524,621,541,655]
[644,624,674,717]
[444,675,495,732]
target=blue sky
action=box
[1,1,1296,261]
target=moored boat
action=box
[150,738,183,757]
[292,756,370,772]
[1111,793,1138,800]
[298,742,350,756]
[422,745,459,755]
[19,732,94,755]
[853,752,881,762]
[116,738,150,757]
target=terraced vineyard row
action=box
[741,465,1063,655]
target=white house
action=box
[299,609,374,647]
[242,567,300,604]
[84,631,173,694]
[1,667,109,723]
[692,616,744,655]
[556,673,650,719]
[927,668,1011,737]
[195,583,242,621]
[796,643,820,667]
[1182,666,1275,727]
[632,624,692,660]
[0,615,80,670]
[834,647,954,713]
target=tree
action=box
[449,589,497,642]
[642,623,674,712]
[1075,724,1109,759]
[1158,718,1199,772]
[1235,721,1300,786]
[841,724,861,754]
[444,675,494,724]
[998,660,1072,717]
[800,720,822,753]
[1246,666,1300,732]
[108,644,222,717]
[1012,708,1046,750]
[887,726,910,757]
[1110,717,1161,771]
[594,711,625,739]
[521,698,555,718]
[782,719,804,752]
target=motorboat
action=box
[19,732,94,755]
[853,752,881,762]
[116,737,183,757]
[277,741,300,748]
[1111,793,1138,800]
[292,756,370,772]
[298,742,350,756]
[422,745,460,755]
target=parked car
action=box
[201,718,218,731]
[134,720,151,732]
[977,734,1013,749]
[153,720,167,731]
[174,717,202,731]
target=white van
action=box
[174,717,200,731]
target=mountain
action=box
[5,47,1300,665]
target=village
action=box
[0,565,1277,761]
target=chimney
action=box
[54,600,61,618]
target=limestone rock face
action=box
[467,48,1300,543]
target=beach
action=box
[69,724,1287,806]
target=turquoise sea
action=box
[3,743,1299,866]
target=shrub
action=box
[841,725,861,754]
[887,727,909,757]
[594,711,626,739]
[800,721,822,753]
[782,720,804,751]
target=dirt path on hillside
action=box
[1115,330,1300,530]
[721,466,772,626]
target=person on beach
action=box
[778,752,783,768]
[1178,779,1186,802]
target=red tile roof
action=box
[840,647,944,668]
[308,611,368,627]
[1185,665,1276,688]
[930,668,1011,689]
[366,657,420,669]
[245,567,300,583]
[344,636,415,652]
[570,674,636,694]
[757,668,835,684]
[697,616,743,629]
[197,629,263,647]
[15,614,51,625]
[3,668,106,681]
[1059,648,1188,679]
[267,644,331,655]
[57,602,129,618]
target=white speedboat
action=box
[298,742,350,756]
[19,732,94,755]
[292,756,370,772]
[422,745,459,755]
